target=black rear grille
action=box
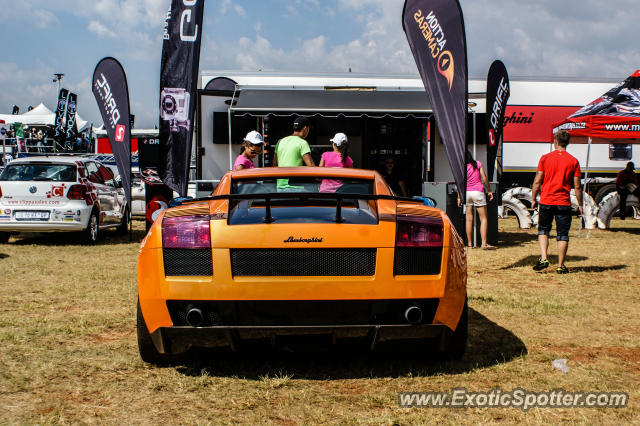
[394,248,442,275]
[163,248,213,276]
[231,248,376,276]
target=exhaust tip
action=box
[186,307,204,326]
[404,305,423,325]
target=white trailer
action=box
[196,72,637,193]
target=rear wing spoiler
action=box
[175,193,436,224]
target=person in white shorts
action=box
[458,150,495,249]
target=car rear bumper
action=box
[0,221,86,232]
[150,323,453,354]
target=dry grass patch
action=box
[0,218,638,424]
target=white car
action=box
[0,156,129,243]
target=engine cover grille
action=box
[230,248,376,276]
[163,248,213,276]
[394,247,442,275]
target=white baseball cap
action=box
[243,130,264,145]
[330,132,348,146]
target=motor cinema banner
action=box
[92,57,133,208]
[553,70,640,143]
[53,88,69,149]
[65,92,78,144]
[485,60,510,186]
[403,0,468,199]
[158,0,205,196]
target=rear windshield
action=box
[229,177,377,225]
[231,177,374,195]
[0,163,77,182]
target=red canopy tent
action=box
[553,70,640,194]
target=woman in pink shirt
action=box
[319,132,354,192]
[459,150,495,249]
[233,131,264,171]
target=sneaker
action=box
[557,265,569,274]
[533,258,550,271]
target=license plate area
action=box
[15,210,50,221]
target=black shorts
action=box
[537,204,572,241]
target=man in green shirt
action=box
[274,117,315,167]
[274,117,315,189]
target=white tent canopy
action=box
[0,102,89,132]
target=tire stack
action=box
[499,187,598,230]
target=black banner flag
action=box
[65,92,78,143]
[92,57,132,208]
[159,0,205,196]
[485,60,510,184]
[403,0,468,199]
[53,88,68,149]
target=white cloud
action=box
[220,0,232,14]
[88,20,117,39]
[0,61,62,113]
[32,9,59,28]
[234,5,246,17]
[221,0,245,17]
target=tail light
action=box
[395,215,443,248]
[67,184,94,206]
[0,185,2,198]
[162,215,211,249]
[67,184,87,200]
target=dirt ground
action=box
[0,218,638,424]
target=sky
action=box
[1,0,639,129]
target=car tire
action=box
[83,210,99,244]
[0,232,10,243]
[440,297,468,360]
[117,206,130,235]
[137,300,178,365]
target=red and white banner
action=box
[553,70,640,144]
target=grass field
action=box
[0,218,638,424]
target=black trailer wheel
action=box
[594,183,617,205]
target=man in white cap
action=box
[233,130,264,171]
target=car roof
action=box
[8,156,93,165]
[229,167,379,180]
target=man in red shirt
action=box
[615,162,639,220]
[531,130,583,274]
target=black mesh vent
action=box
[231,248,376,276]
[394,248,442,275]
[163,248,213,276]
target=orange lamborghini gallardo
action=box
[137,167,467,363]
